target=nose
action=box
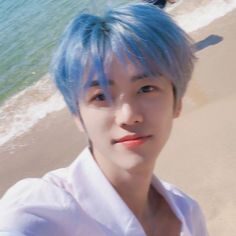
[114,102,143,127]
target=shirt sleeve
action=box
[0,178,81,236]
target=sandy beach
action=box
[0,8,236,236]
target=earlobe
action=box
[174,99,182,118]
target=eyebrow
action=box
[88,80,114,88]
[130,73,150,82]
[87,73,153,88]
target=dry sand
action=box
[155,10,236,235]
[1,9,236,236]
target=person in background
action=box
[143,0,176,9]
[0,3,208,236]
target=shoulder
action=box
[161,180,198,211]
[0,149,101,235]
[160,180,209,236]
[1,177,75,207]
[0,178,81,235]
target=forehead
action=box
[82,54,162,89]
[106,56,144,79]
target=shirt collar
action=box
[68,148,190,236]
[68,148,146,236]
[151,176,191,236]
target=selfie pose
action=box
[0,3,208,236]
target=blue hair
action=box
[52,3,195,115]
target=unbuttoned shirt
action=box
[0,148,208,236]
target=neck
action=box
[92,148,157,220]
[112,171,155,220]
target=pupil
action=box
[98,94,106,100]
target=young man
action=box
[0,3,208,236]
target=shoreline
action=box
[1,1,236,148]
[1,9,236,236]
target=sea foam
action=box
[174,0,236,32]
[0,76,65,147]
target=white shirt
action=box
[0,148,208,236]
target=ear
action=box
[73,115,86,133]
[173,99,182,118]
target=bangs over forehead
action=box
[52,3,195,115]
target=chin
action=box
[114,151,155,172]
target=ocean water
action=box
[0,0,236,147]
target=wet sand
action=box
[1,9,236,236]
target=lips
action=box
[113,134,152,148]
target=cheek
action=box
[141,95,174,118]
[142,96,175,134]
[80,108,113,137]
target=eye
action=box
[138,85,158,94]
[91,93,106,102]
